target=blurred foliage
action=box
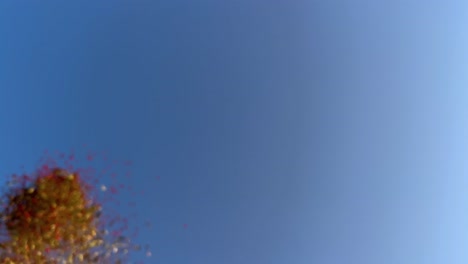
[0,168,135,264]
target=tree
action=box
[0,166,142,263]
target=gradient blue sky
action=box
[1,1,468,263]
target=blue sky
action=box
[1,1,468,263]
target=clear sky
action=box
[1,1,468,263]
